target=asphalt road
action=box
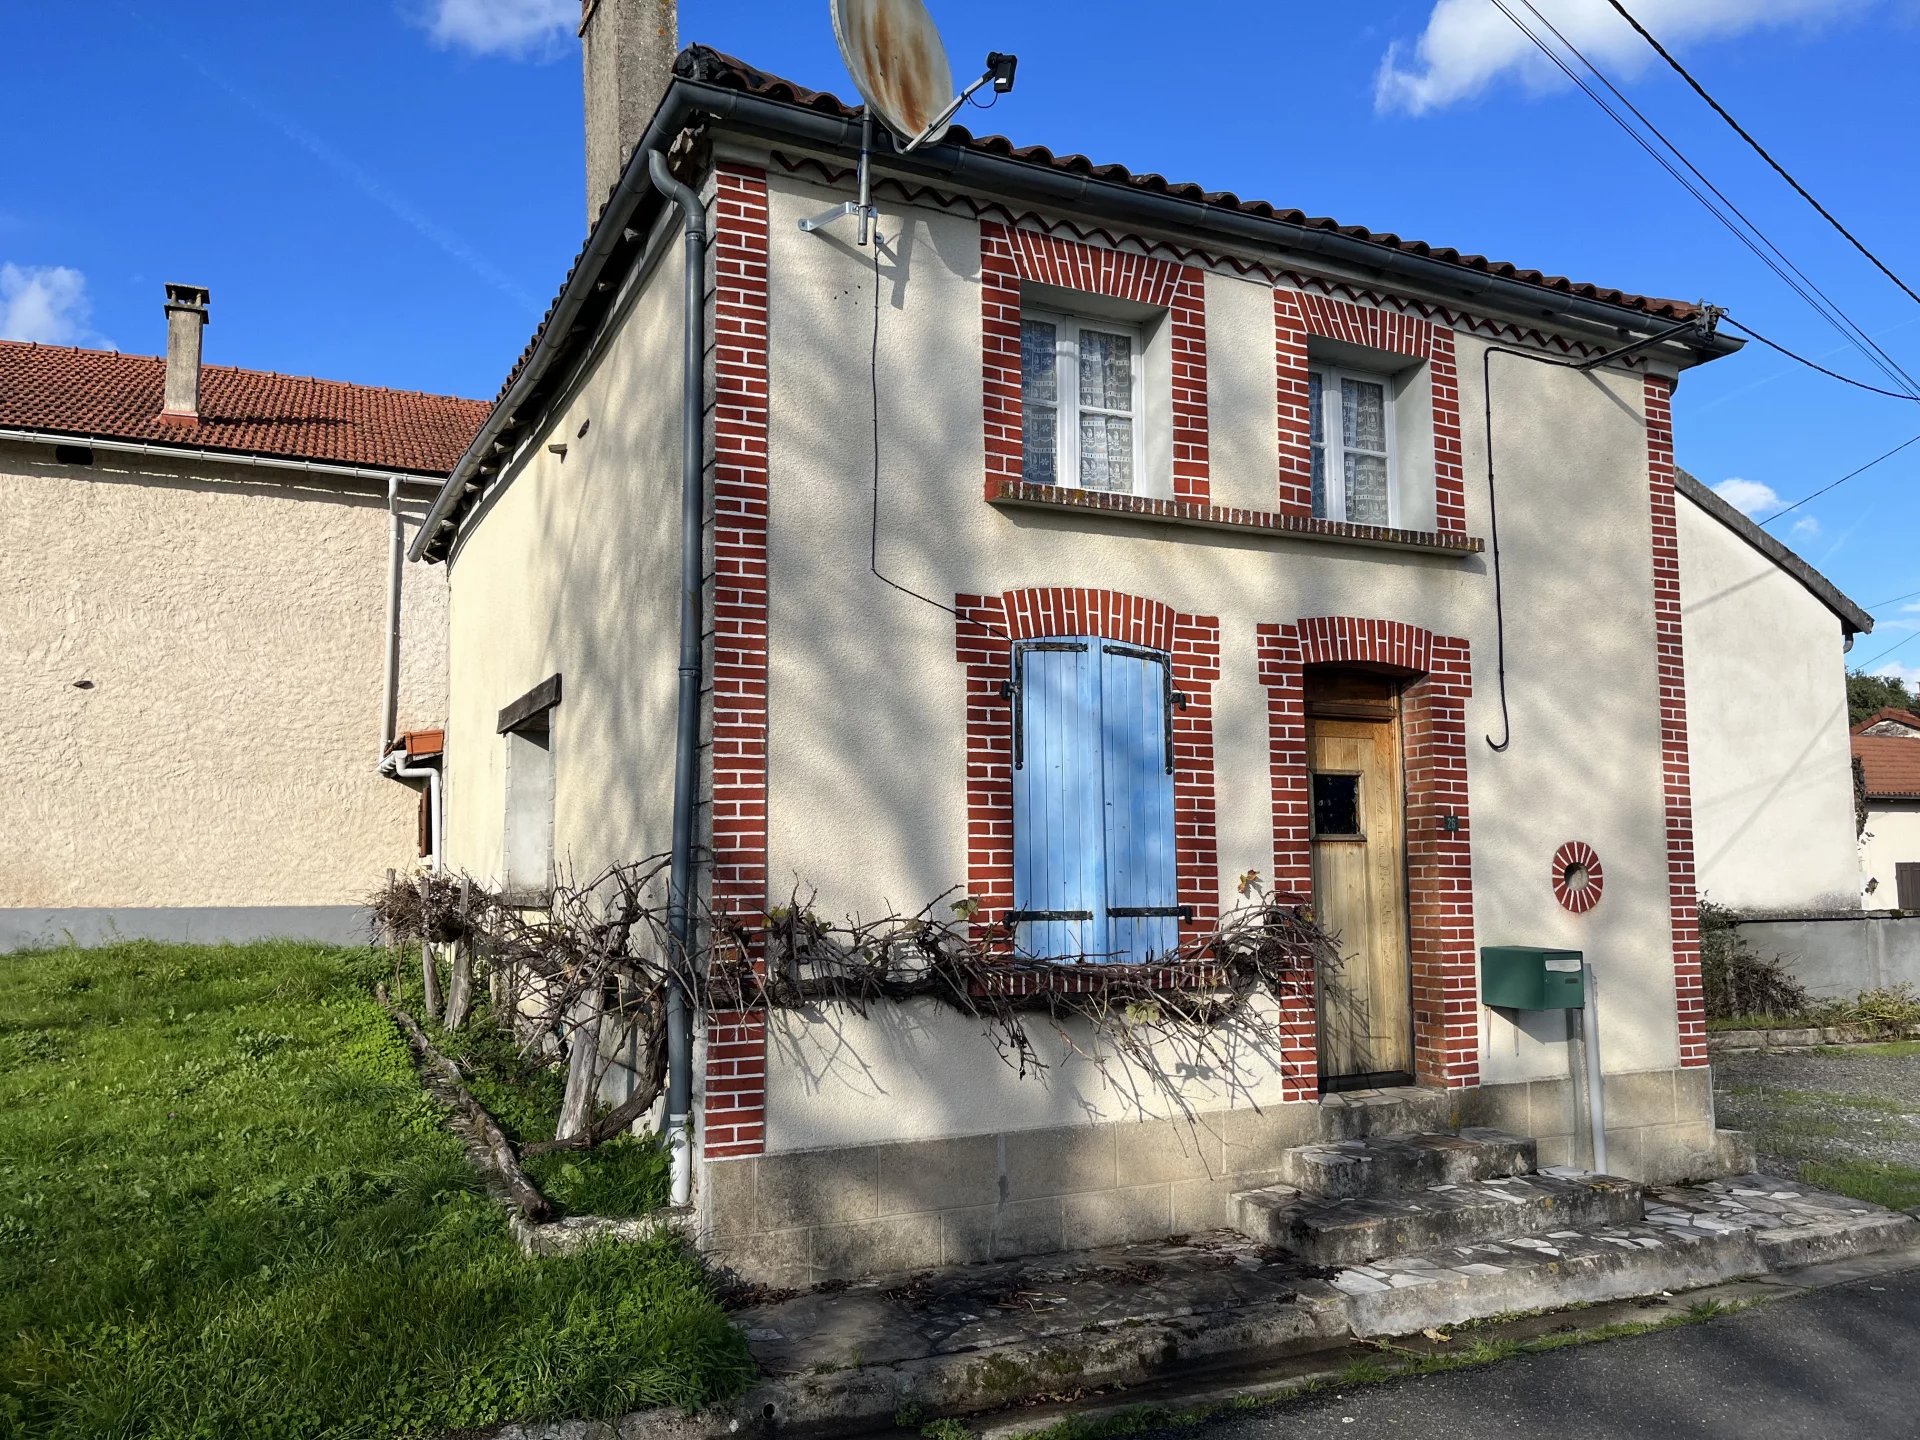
[1147,1267,1920,1438]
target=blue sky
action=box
[6,1,1918,679]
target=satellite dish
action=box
[831,0,957,147]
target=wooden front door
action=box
[1308,715,1412,1086]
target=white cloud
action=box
[1870,660,1920,690]
[1712,477,1784,519]
[0,263,110,347]
[1790,514,1820,538]
[425,0,574,57]
[1376,0,1866,116]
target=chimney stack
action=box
[161,283,210,423]
[581,0,677,226]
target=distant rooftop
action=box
[0,341,488,476]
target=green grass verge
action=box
[420,993,670,1216]
[0,940,752,1439]
[1796,1159,1920,1211]
[1814,1040,1920,1059]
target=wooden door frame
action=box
[1306,675,1416,1090]
[1257,619,1480,1098]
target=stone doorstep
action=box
[1232,1170,1645,1266]
[1273,1127,1537,1200]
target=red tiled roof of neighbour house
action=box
[0,341,489,475]
[1851,707,1920,735]
[1854,733,1920,800]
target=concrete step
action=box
[1274,1128,1535,1200]
[1233,1169,1644,1265]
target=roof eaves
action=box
[1674,467,1873,636]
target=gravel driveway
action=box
[1713,1044,1920,1202]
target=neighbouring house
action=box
[1,288,486,950]
[1674,468,1871,916]
[1855,708,1920,907]
[409,18,1774,1281]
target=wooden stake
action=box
[418,875,445,1022]
[444,877,474,1031]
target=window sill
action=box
[988,481,1485,556]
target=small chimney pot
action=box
[162,282,210,423]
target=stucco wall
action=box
[1676,493,1860,913]
[750,168,1683,1151]
[0,441,445,912]
[440,229,684,889]
[1862,800,1920,904]
[1733,908,1920,997]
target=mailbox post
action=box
[1481,946,1609,1174]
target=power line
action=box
[1602,0,1920,313]
[1756,432,1920,527]
[1495,0,1920,400]
[1723,318,1920,402]
[1867,586,1920,611]
[1854,628,1920,673]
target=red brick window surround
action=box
[1645,375,1707,1069]
[703,162,772,1161]
[1274,290,1465,533]
[954,587,1222,951]
[1257,617,1477,1094]
[981,221,1209,504]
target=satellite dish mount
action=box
[801,0,1017,246]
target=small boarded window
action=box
[1898,863,1920,911]
[499,675,561,900]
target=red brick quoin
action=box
[703,163,772,1161]
[954,587,1222,953]
[1274,291,1464,533]
[1646,375,1707,1069]
[1257,618,1476,1095]
[981,221,1209,504]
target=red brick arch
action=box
[1258,616,1476,1092]
[955,587,1222,948]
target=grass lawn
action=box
[0,940,752,1440]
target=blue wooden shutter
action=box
[1012,640,1106,961]
[1100,644,1178,963]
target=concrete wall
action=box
[1733,908,1920,998]
[752,164,1684,1149]
[440,225,684,889]
[0,440,444,931]
[709,1070,1723,1285]
[1861,800,1920,905]
[1677,492,1860,913]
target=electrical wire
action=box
[1853,627,1920,673]
[1602,0,1920,313]
[1722,318,1920,402]
[1867,586,1920,611]
[865,227,1007,637]
[1756,432,1920,527]
[1492,0,1920,400]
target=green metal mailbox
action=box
[1481,946,1586,1009]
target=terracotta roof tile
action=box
[0,341,488,475]
[1855,732,1920,800]
[672,46,1701,324]
[1851,707,1920,735]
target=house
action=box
[1675,469,1871,916]
[408,18,1765,1281]
[1854,707,1920,907]
[0,287,486,950]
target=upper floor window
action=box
[1022,311,1146,495]
[1310,366,1398,527]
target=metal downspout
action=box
[382,478,403,756]
[650,146,706,1210]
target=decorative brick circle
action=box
[1552,841,1604,914]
